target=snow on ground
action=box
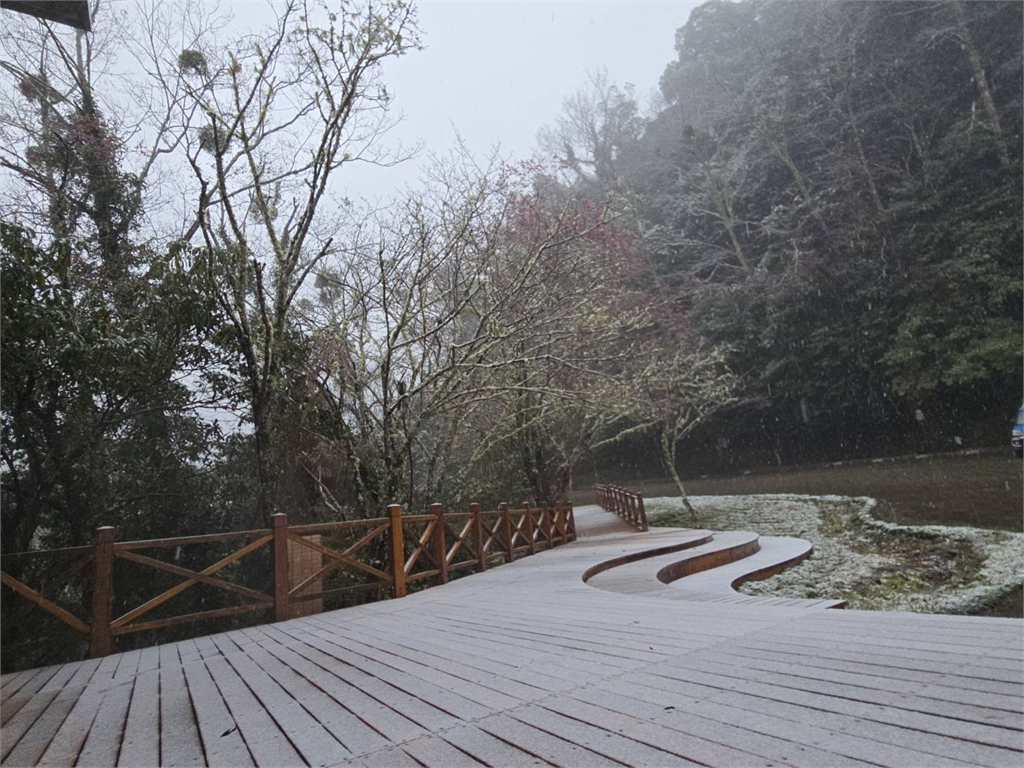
[645,494,1024,615]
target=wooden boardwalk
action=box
[2,505,1022,767]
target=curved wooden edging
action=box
[726,543,848,608]
[728,543,809,590]
[580,533,713,583]
[584,527,848,610]
[660,536,848,609]
[655,534,761,585]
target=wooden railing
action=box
[594,484,648,532]
[0,501,576,669]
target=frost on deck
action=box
[2,504,1021,768]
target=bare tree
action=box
[617,343,739,525]
[537,69,645,199]
[179,0,420,523]
[294,153,649,512]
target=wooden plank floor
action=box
[2,506,1021,767]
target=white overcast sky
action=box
[302,0,702,200]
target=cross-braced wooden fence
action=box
[594,484,648,532]
[0,501,576,670]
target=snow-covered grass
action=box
[645,494,1024,615]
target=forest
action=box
[1,0,1020,560]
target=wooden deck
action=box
[2,505,1021,767]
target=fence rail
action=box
[594,484,648,532]
[0,501,576,668]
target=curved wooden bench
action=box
[586,530,846,609]
[655,531,762,584]
[665,534,847,609]
[580,530,713,583]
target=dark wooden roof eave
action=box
[1,1,92,32]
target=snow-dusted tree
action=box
[537,68,645,198]
[614,342,739,525]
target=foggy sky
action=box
[197,0,699,429]
[332,1,701,200]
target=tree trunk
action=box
[661,426,699,526]
[951,1,1011,167]
[847,92,885,217]
[253,403,276,526]
[706,167,751,273]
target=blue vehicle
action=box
[1013,406,1023,458]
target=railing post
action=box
[89,526,115,658]
[637,492,648,532]
[470,503,486,573]
[271,513,290,622]
[500,503,513,562]
[556,501,567,544]
[523,501,536,555]
[388,504,407,598]
[541,503,553,548]
[431,503,448,585]
[568,502,577,540]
